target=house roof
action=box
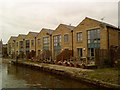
[85,17,119,30]
[60,24,75,30]
[19,34,26,38]
[29,32,39,37]
[42,28,54,35]
[11,36,17,40]
[7,36,17,43]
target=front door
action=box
[77,48,83,58]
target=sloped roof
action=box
[19,34,26,38]
[11,36,17,40]
[29,32,38,37]
[43,28,54,34]
[60,24,75,30]
[85,17,119,30]
[7,36,17,43]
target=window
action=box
[77,32,82,42]
[19,41,23,48]
[64,34,69,43]
[87,29,100,48]
[16,42,18,47]
[38,39,40,46]
[43,37,49,44]
[38,50,41,56]
[77,48,82,57]
[31,40,34,46]
[43,37,49,50]
[88,48,94,57]
[54,35,61,46]
[19,41,23,51]
[53,35,61,57]
[26,51,30,56]
[26,40,29,47]
[87,29,100,57]
[26,40,30,51]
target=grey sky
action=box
[0,0,119,44]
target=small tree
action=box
[56,49,72,61]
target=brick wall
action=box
[52,24,73,59]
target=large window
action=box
[87,29,100,48]
[26,40,30,51]
[87,28,100,57]
[43,37,49,44]
[64,34,69,43]
[19,41,23,51]
[54,35,61,47]
[53,35,61,57]
[43,37,49,50]
[77,32,82,42]
[38,39,40,46]
[31,40,34,46]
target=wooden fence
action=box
[95,46,120,67]
[95,49,111,67]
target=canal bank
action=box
[9,59,120,88]
[2,59,96,88]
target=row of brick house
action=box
[7,17,120,61]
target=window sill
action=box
[77,41,83,43]
[64,42,69,43]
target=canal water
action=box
[0,59,95,88]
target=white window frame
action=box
[77,32,82,42]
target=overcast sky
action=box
[0,0,119,44]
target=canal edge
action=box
[11,60,120,88]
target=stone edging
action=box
[11,61,120,88]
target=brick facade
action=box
[7,36,17,57]
[15,34,26,55]
[24,32,38,56]
[7,17,120,60]
[36,28,53,57]
[73,17,119,58]
[52,24,75,59]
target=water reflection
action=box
[2,61,95,88]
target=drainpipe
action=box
[35,37,36,57]
[71,30,74,57]
[13,40,16,58]
[50,34,52,60]
[23,39,25,58]
[107,27,110,50]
